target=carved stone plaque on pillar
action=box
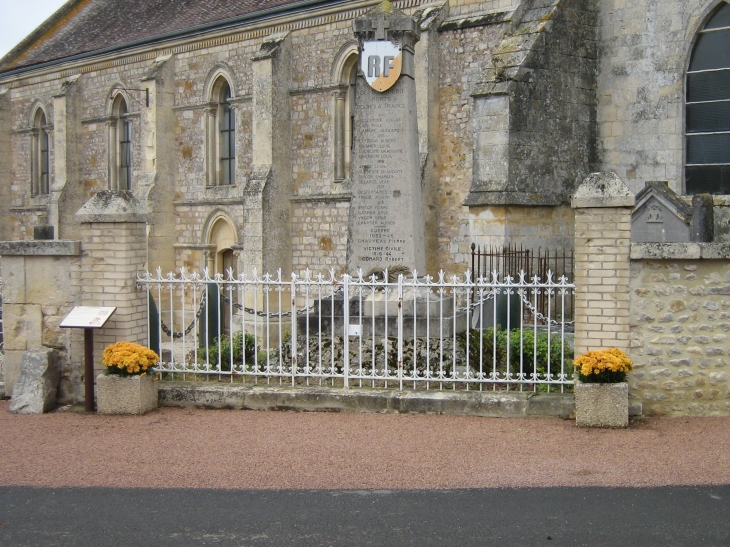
[347,1,425,274]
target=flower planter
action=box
[96,373,158,415]
[574,381,628,428]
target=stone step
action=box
[158,381,575,418]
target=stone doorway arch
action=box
[205,213,239,335]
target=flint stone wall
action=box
[629,243,730,416]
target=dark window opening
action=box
[686,2,730,194]
[219,83,235,185]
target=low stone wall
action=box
[0,241,82,402]
[629,243,730,416]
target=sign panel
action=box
[361,40,402,92]
[60,306,116,329]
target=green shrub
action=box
[198,331,256,371]
[461,327,572,380]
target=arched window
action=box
[334,51,358,181]
[31,108,50,196]
[207,78,235,186]
[109,94,132,191]
[686,1,730,194]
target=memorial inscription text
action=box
[354,87,411,264]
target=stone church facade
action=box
[0,0,729,280]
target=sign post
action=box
[60,306,116,412]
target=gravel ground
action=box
[1,400,729,490]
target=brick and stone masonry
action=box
[571,172,634,357]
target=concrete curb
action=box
[158,382,575,418]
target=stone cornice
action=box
[9,205,48,212]
[0,240,81,256]
[173,95,252,111]
[630,243,730,260]
[173,199,245,206]
[290,83,343,96]
[289,193,351,203]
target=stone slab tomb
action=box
[632,181,714,243]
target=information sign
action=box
[60,307,116,329]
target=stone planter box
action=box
[575,381,628,428]
[96,374,158,415]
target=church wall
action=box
[507,0,599,201]
[0,92,11,241]
[8,80,59,240]
[291,22,353,90]
[171,41,257,272]
[436,24,506,273]
[175,44,256,104]
[74,63,150,203]
[0,0,605,279]
[291,199,350,275]
[453,0,600,269]
[597,0,714,196]
[172,44,258,202]
[291,91,333,195]
[288,20,353,195]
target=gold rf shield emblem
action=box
[361,40,402,92]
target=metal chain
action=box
[158,292,207,339]
[454,287,575,328]
[154,282,573,333]
[518,291,575,327]
[455,291,496,313]
[217,287,343,318]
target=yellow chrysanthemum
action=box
[574,348,633,377]
[102,342,159,376]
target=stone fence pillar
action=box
[571,173,635,356]
[75,191,150,376]
[0,241,81,400]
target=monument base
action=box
[297,289,468,339]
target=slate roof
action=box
[1,0,339,74]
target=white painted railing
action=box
[0,274,4,353]
[138,268,575,392]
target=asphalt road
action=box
[1,485,729,546]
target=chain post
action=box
[290,276,297,385]
[397,273,404,391]
[343,273,350,389]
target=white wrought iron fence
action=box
[0,273,4,353]
[138,268,575,392]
